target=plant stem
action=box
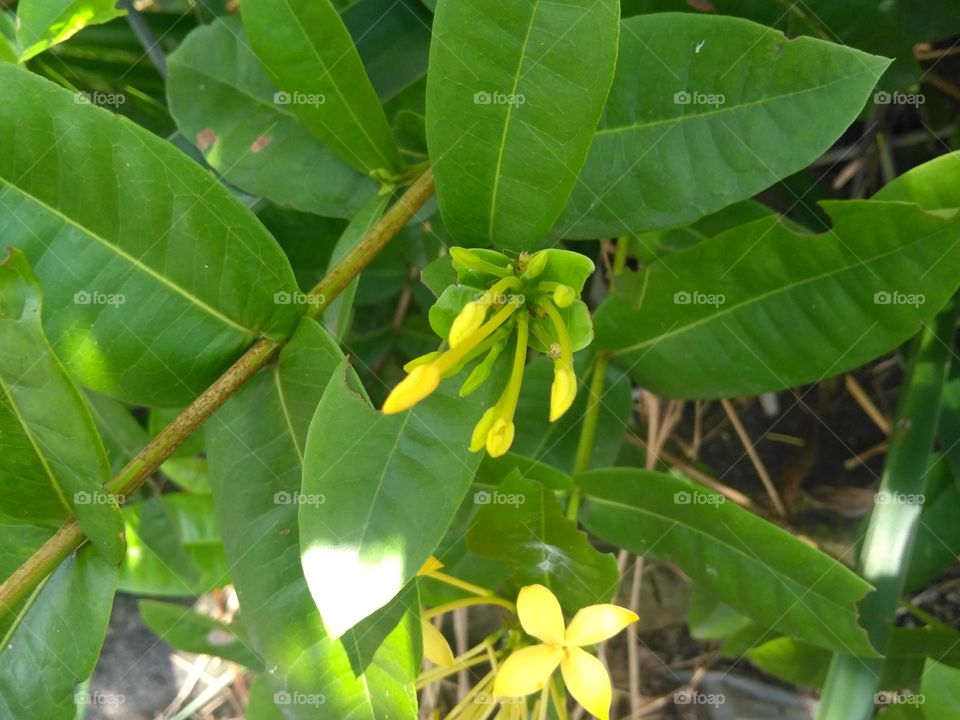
[817,300,957,720]
[423,596,516,620]
[566,352,609,520]
[0,170,436,619]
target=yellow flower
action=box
[382,363,441,414]
[449,300,488,347]
[550,363,577,422]
[421,617,455,667]
[493,585,637,720]
[485,418,515,458]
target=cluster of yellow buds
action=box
[382,247,595,457]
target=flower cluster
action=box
[382,247,595,457]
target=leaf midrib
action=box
[612,216,953,357]
[0,178,256,337]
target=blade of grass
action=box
[817,298,958,720]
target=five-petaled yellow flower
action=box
[494,584,637,720]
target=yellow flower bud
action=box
[553,284,576,308]
[470,407,497,452]
[382,363,441,415]
[403,350,442,373]
[486,418,515,458]
[549,364,577,422]
[448,301,488,348]
[521,251,548,279]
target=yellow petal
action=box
[549,365,577,422]
[564,603,638,647]
[485,418,515,458]
[382,364,440,414]
[417,556,444,576]
[470,407,497,452]
[516,584,565,645]
[560,647,612,720]
[449,301,488,347]
[421,617,454,667]
[493,644,563,698]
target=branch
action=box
[0,168,435,617]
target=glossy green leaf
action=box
[246,675,286,720]
[301,359,495,638]
[119,494,229,597]
[166,18,376,219]
[468,470,619,613]
[922,659,960,720]
[594,201,960,399]
[0,65,302,406]
[555,13,890,239]
[241,0,403,176]
[579,468,877,655]
[138,600,264,670]
[874,151,960,209]
[0,249,123,578]
[477,452,572,491]
[427,0,620,250]
[84,391,149,474]
[0,548,117,720]
[206,318,419,719]
[16,0,125,62]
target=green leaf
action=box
[206,318,419,719]
[594,201,960,399]
[467,470,619,613]
[84,391,149,474]
[555,13,890,239]
[0,548,118,720]
[16,0,125,62]
[922,659,960,720]
[477,452,572,491]
[874,151,960,209]
[246,676,286,720]
[0,249,123,576]
[301,360,494,637]
[166,17,376,219]
[579,468,877,655]
[119,494,229,597]
[241,0,403,176]
[138,600,264,670]
[0,64,302,406]
[427,0,620,250]
[323,194,392,341]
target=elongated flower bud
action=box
[448,301,488,347]
[553,284,576,308]
[486,418,516,458]
[550,364,577,421]
[470,407,498,452]
[382,363,441,414]
[521,251,548,279]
